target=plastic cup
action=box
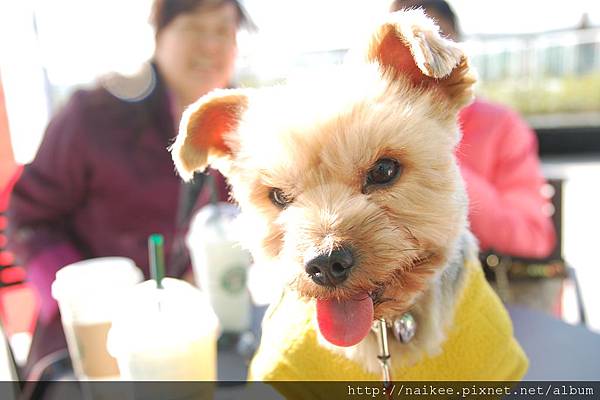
[51,257,143,380]
[186,203,252,333]
[107,278,219,381]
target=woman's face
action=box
[154,1,238,107]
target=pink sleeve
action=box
[27,243,82,324]
[461,112,556,258]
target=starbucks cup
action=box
[107,278,219,381]
[51,257,143,380]
[186,203,252,333]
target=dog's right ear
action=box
[171,89,247,181]
[365,10,475,110]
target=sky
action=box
[242,0,600,51]
[17,0,600,86]
[452,0,600,35]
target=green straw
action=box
[148,233,165,289]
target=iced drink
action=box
[107,278,219,381]
[51,257,143,380]
[187,203,252,333]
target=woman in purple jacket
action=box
[8,0,252,377]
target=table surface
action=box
[508,305,600,380]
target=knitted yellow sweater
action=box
[249,259,528,388]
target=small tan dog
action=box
[172,10,527,385]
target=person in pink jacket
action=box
[391,0,556,258]
[458,99,555,258]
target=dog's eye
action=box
[269,188,292,208]
[366,158,402,188]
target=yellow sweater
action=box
[249,259,528,390]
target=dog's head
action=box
[172,10,475,347]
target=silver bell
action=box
[392,313,416,343]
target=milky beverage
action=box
[107,278,219,381]
[51,257,143,379]
[70,322,116,378]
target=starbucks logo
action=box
[220,266,247,294]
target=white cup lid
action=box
[52,257,143,302]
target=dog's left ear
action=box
[366,10,475,109]
[171,89,247,181]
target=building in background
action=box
[465,16,600,117]
[239,16,600,120]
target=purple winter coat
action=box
[7,63,228,374]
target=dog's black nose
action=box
[304,247,354,287]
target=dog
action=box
[171,9,528,387]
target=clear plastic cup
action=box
[107,278,219,381]
[51,257,143,380]
[186,203,252,333]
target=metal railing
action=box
[465,27,600,82]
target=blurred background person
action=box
[390,0,556,259]
[7,0,253,377]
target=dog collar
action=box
[372,312,416,385]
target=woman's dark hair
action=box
[390,0,459,36]
[150,0,256,36]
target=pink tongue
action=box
[316,294,374,347]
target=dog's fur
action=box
[171,10,479,374]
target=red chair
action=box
[0,166,39,352]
